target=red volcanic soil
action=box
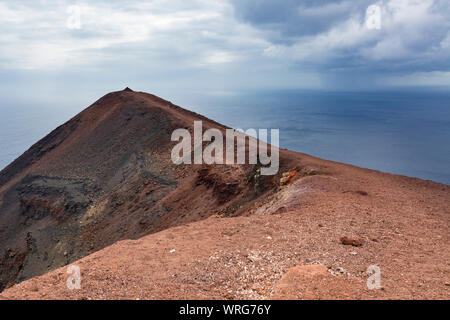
[0,89,449,300]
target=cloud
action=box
[230,0,367,41]
[0,0,449,91]
[385,71,450,86]
[0,0,260,70]
[234,0,450,74]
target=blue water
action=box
[1,90,449,184]
[0,100,79,172]
[189,90,450,185]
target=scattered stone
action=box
[336,267,347,274]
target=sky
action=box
[0,0,450,106]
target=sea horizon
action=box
[1,88,449,185]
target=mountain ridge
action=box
[0,89,290,290]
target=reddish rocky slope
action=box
[0,89,448,299]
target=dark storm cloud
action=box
[230,0,450,77]
[230,0,369,41]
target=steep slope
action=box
[0,89,301,290]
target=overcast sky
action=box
[1,0,450,106]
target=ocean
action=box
[191,89,450,185]
[1,89,449,184]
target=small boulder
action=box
[340,237,364,247]
[280,170,297,186]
